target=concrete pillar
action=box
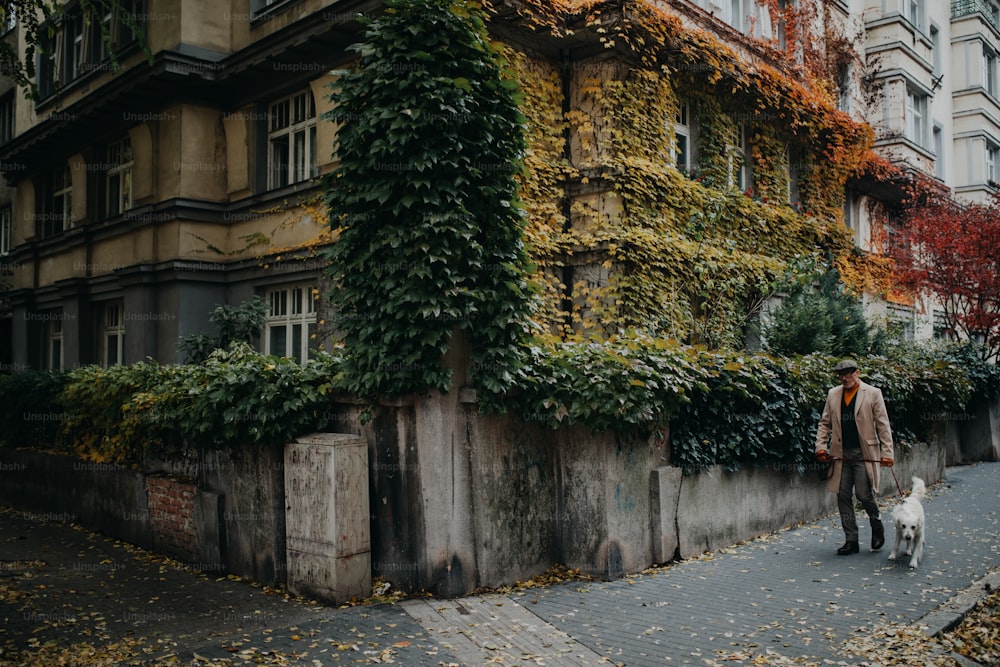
[284,433,371,604]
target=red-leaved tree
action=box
[888,183,1000,362]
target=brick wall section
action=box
[146,476,198,562]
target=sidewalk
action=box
[1,463,997,666]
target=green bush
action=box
[137,343,343,449]
[60,362,174,461]
[0,344,346,463]
[764,266,889,357]
[178,297,267,363]
[2,337,994,472]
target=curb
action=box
[915,567,1000,666]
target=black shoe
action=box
[871,520,885,552]
[837,541,860,555]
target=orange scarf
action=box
[843,385,859,406]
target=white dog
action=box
[888,477,926,569]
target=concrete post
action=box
[284,433,371,604]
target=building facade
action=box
[0,0,380,370]
[0,0,991,370]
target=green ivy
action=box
[177,297,267,363]
[2,342,994,471]
[493,337,995,474]
[0,344,346,463]
[135,343,342,450]
[322,0,532,399]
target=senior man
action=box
[815,359,894,555]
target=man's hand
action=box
[880,458,894,467]
[816,450,831,463]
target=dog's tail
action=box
[910,477,926,501]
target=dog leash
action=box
[828,456,905,497]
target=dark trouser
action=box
[838,450,879,542]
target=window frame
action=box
[906,0,923,33]
[101,300,125,367]
[985,45,998,98]
[986,139,1000,184]
[47,315,64,371]
[672,103,693,173]
[34,1,143,98]
[0,94,13,145]
[930,24,941,75]
[105,136,134,218]
[730,123,752,192]
[905,88,928,147]
[264,284,318,363]
[267,89,318,190]
[43,163,73,237]
[0,205,11,256]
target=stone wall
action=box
[144,444,286,584]
[146,476,199,562]
[0,391,992,601]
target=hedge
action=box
[0,339,996,470]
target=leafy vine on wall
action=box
[492,0,890,347]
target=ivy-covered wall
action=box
[495,0,893,347]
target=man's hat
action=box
[833,359,858,374]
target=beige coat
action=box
[815,380,894,494]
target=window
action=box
[94,1,142,63]
[102,301,125,367]
[731,123,752,191]
[265,285,318,363]
[933,125,944,179]
[905,89,927,147]
[0,94,13,145]
[985,48,998,97]
[252,0,285,13]
[843,192,857,233]
[836,64,851,113]
[987,140,1000,184]
[268,90,317,190]
[0,206,11,256]
[34,2,142,97]
[932,310,951,340]
[66,11,86,81]
[48,316,64,371]
[930,25,941,75]
[44,164,73,237]
[672,104,692,173]
[888,304,915,342]
[105,136,133,217]
[906,0,923,32]
[788,149,805,205]
[776,0,789,51]
[728,0,749,32]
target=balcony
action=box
[952,0,1000,32]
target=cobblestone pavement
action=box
[1,463,997,666]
